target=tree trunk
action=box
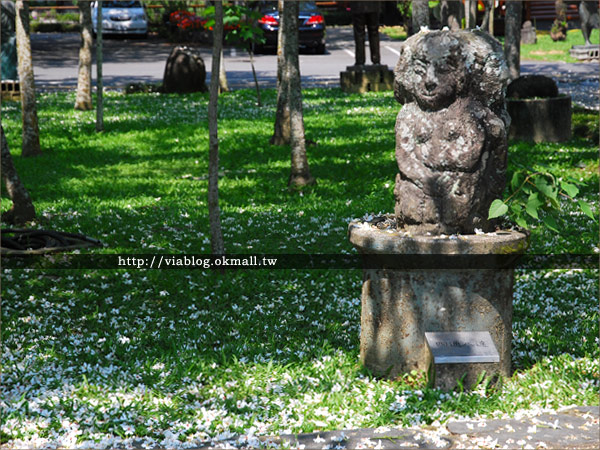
[504,0,522,80]
[96,0,104,132]
[248,46,261,106]
[15,0,41,157]
[218,48,229,93]
[285,1,314,189]
[480,0,494,34]
[75,0,93,111]
[464,0,477,29]
[411,0,430,34]
[440,0,461,31]
[1,125,36,224]
[270,0,290,146]
[208,0,225,254]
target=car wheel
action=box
[316,43,326,54]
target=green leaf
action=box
[578,200,597,221]
[515,216,529,229]
[525,193,543,219]
[488,199,508,219]
[560,181,579,198]
[510,203,523,214]
[535,176,559,203]
[510,171,523,192]
[223,15,240,24]
[542,215,560,233]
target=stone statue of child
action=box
[1,0,18,80]
[579,0,599,46]
[393,30,511,234]
[350,1,381,66]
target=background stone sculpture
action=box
[349,1,381,66]
[163,46,207,94]
[393,30,510,234]
[579,0,599,45]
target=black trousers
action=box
[352,12,380,65]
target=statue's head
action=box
[394,30,510,120]
[395,32,465,110]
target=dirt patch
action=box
[530,50,566,56]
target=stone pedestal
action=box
[569,44,600,61]
[520,21,537,45]
[0,80,19,101]
[348,222,528,387]
[507,95,572,143]
[340,64,394,93]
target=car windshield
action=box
[103,1,142,8]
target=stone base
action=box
[506,95,572,143]
[348,222,528,386]
[1,80,20,101]
[428,361,503,391]
[340,64,394,93]
[569,44,599,61]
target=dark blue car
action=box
[255,1,326,54]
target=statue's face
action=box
[401,37,465,110]
[409,54,462,110]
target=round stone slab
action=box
[348,220,529,255]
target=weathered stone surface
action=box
[348,224,528,381]
[393,30,510,234]
[521,20,537,45]
[569,43,600,61]
[340,64,394,93]
[448,406,600,449]
[163,46,207,94]
[507,75,558,99]
[507,96,572,143]
[275,427,452,449]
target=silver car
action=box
[92,1,148,37]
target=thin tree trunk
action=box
[464,0,477,29]
[15,0,41,157]
[481,0,494,34]
[489,0,494,35]
[218,48,229,93]
[270,0,290,146]
[208,0,225,254]
[411,0,430,34]
[285,1,314,188]
[1,125,36,224]
[75,0,93,111]
[440,0,461,31]
[248,46,261,106]
[96,0,104,132]
[504,0,522,80]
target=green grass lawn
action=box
[521,28,600,63]
[380,26,600,63]
[1,89,598,448]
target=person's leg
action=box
[353,13,366,65]
[366,12,380,64]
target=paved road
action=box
[31,27,401,89]
[31,27,599,98]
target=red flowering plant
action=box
[169,10,206,30]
